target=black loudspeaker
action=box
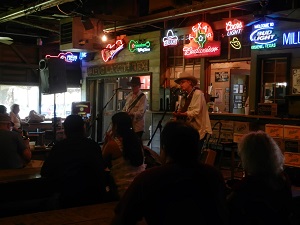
[39,58,67,94]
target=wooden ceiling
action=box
[0,0,299,47]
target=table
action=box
[0,164,42,183]
[0,201,118,225]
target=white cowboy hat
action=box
[174,71,198,86]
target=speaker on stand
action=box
[39,58,67,146]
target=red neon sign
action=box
[226,19,244,36]
[183,22,221,58]
[101,39,125,62]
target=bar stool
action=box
[219,141,239,182]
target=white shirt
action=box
[185,89,212,140]
[123,90,147,133]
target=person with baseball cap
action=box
[173,71,212,151]
[0,113,31,169]
[123,77,147,139]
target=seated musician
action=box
[172,71,212,151]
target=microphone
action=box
[113,87,122,91]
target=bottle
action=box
[22,130,29,140]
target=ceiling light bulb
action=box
[101,34,107,42]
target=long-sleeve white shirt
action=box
[123,90,147,133]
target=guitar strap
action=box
[127,93,145,112]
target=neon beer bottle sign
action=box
[183,22,221,58]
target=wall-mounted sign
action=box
[101,39,125,62]
[87,60,149,76]
[163,29,178,46]
[45,52,78,63]
[183,22,221,58]
[128,40,151,53]
[250,22,277,50]
[230,37,242,49]
[283,31,300,46]
[226,19,244,36]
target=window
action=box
[41,88,81,119]
[0,85,39,118]
[259,55,290,115]
[0,85,81,120]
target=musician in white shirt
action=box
[172,72,212,150]
[123,77,147,138]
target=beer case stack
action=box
[210,120,249,143]
[265,124,300,168]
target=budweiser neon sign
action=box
[183,22,221,58]
[163,29,178,46]
[101,39,125,62]
[226,19,244,36]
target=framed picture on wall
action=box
[292,68,300,94]
[233,84,239,93]
[215,71,229,82]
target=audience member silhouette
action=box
[102,112,145,198]
[111,120,228,225]
[227,130,292,225]
[0,113,31,169]
[41,115,107,208]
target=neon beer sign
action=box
[101,39,125,62]
[283,31,300,46]
[45,52,78,63]
[128,40,151,53]
[163,29,179,46]
[183,22,221,58]
[250,22,277,49]
[226,19,243,36]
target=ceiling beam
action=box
[0,0,76,23]
[104,0,258,32]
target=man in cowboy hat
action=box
[173,71,212,150]
[0,113,31,169]
[123,77,147,138]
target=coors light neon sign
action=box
[183,22,221,58]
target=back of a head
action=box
[161,121,199,165]
[64,115,85,138]
[112,112,133,136]
[0,105,7,114]
[238,130,284,176]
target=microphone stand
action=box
[147,109,168,147]
[88,90,118,142]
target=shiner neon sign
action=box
[250,22,277,49]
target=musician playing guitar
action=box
[172,71,212,150]
[123,77,147,139]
